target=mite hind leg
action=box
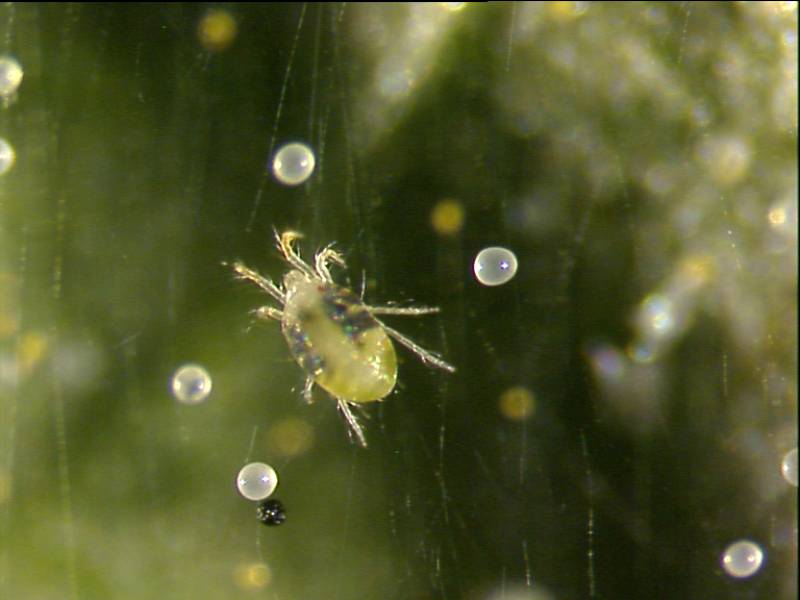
[302,376,315,404]
[367,305,441,316]
[376,319,456,373]
[336,399,367,448]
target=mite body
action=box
[232,230,455,447]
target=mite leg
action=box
[337,399,367,448]
[367,305,441,316]
[252,306,283,321]
[276,230,317,278]
[377,319,456,373]
[314,245,347,283]
[231,261,286,303]
[302,376,315,404]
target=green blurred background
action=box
[0,3,796,599]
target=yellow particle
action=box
[198,10,237,52]
[0,272,20,339]
[679,255,714,287]
[499,386,536,421]
[430,199,465,236]
[695,135,751,186]
[0,313,17,339]
[768,207,787,226]
[233,562,272,591]
[267,417,314,457]
[18,331,48,374]
[0,469,10,505]
[549,1,587,20]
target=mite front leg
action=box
[253,306,283,321]
[276,229,317,278]
[315,245,347,283]
[231,261,286,303]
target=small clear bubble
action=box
[721,540,764,578]
[473,247,518,286]
[272,142,315,186]
[0,138,15,176]
[170,364,212,405]
[781,447,797,487]
[0,56,23,99]
[236,462,278,501]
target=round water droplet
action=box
[721,540,764,578]
[473,246,518,286]
[781,447,797,487]
[0,56,23,98]
[170,364,213,405]
[272,142,315,186]
[0,138,15,176]
[236,462,278,501]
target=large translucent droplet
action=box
[272,142,315,186]
[721,540,764,579]
[473,246,518,286]
[170,364,213,405]
[236,462,278,501]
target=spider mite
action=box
[231,230,455,447]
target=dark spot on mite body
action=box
[285,322,324,375]
[322,286,378,339]
[297,308,316,323]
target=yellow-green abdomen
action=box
[281,275,398,403]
